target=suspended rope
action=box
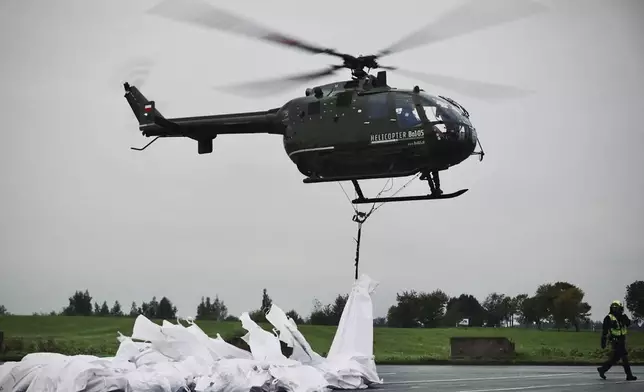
[338,174,421,279]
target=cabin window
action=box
[364,93,388,119]
[307,101,321,115]
[394,94,422,129]
[335,91,353,107]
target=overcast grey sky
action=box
[1,0,643,321]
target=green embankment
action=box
[1,316,642,365]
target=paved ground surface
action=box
[373,365,643,392]
[1,362,641,391]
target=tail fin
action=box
[123,82,180,135]
[123,82,164,125]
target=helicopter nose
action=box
[454,125,477,156]
[451,124,476,147]
[468,127,478,145]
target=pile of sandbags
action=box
[0,274,382,392]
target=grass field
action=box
[1,315,643,365]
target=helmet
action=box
[610,300,624,314]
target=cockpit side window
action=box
[394,94,421,129]
[364,93,389,119]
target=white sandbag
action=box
[265,305,324,366]
[327,274,379,361]
[0,361,17,383]
[1,273,383,392]
[0,359,46,392]
[131,314,166,342]
[132,346,173,367]
[51,356,116,392]
[156,321,214,364]
[123,366,176,392]
[182,322,252,360]
[81,375,129,392]
[195,358,270,392]
[268,364,330,392]
[23,355,98,392]
[114,335,150,363]
[239,312,295,366]
[210,334,253,360]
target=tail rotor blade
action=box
[392,68,533,100]
[376,0,548,57]
[110,55,157,90]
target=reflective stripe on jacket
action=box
[608,314,628,337]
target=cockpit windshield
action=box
[417,92,471,127]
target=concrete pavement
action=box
[373,365,643,391]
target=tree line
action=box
[2,280,642,331]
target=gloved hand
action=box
[601,338,606,349]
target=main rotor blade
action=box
[148,0,343,58]
[376,0,548,57]
[392,68,533,100]
[214,66,342,97]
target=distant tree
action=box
[286,309,304,325]
[387,289,448,328]
[261,289,273,312]
[512,294,529,325]
[224,315,239,322]
[249,309,267,323]
[211,296,228,320]
[418,290,449,328]
[501,296,516,326]
[308,298,334,325]
[387,290,422,328]
[93,302,101,315]
[305,294,348,326]
[527,282,591,331]
[129,301,139,317]
[157,297,177,320]
[140,297,160,319]
[99,301,110,316]
[373,317,387,327]
[443,294,485,327]
[625,281,644,323]
[110,301,124,317]
[483,292,507,327]
[518,296,541,328]
[533,283,558,324]
[62,290,93,316]
[552,286,590,331]
[245,289,274,323]
[196,295,228,321]
[330,294,349,324]
[0,305,8,315]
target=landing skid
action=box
[348,169,468,205]
[352,189,468,204]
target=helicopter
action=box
[123,0,546,204]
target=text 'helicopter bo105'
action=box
[123,0,546,204]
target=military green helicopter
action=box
[123,0,545,204]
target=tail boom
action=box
[123,82,284,153]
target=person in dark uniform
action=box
[597,300,637,381]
